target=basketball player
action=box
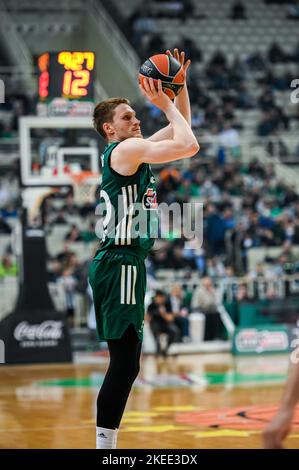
[263,361,299,448]
[89,49,199,449]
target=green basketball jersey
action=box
[95,141,158,259]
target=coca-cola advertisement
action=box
[0,312,72,364]
[14,321,64,348]
[0,227,73,364]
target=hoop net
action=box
[70,171,100,205]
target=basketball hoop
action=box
[70,171,100,205]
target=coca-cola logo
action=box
[14,321,63,342]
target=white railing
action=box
[1,274,298,326]
[154,273,299,303]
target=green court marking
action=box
[38,371,286,388]
[39,376,105,387]
[204,372,286,385]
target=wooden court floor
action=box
[1,352,299,449]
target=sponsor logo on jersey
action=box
[142,187,158,210]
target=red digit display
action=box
[39,71,49,98]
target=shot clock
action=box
[38,51,95,101]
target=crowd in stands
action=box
[0,0,299,348]
[126,0,299,45]
[148,157,299,275]
[133,39,299,151]
[1,2,299,152]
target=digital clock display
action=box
[38,51,95,100]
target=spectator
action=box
[57,268,77,326]
[177,36,202,62]
[0,254,18,277]
[0,216,11,234]
[131,6,158,48]
[205,204,226,255]
[0,184,11,209]
[268,41,288,63]
[246,52,266,71]
[236,283,251,302]
[206,256,226,278]
[230,0,247,19]
[81,222,97,242]
[142,33,166,60]
[47,258,62,282]
[286,1,299,19]
[51,210,68,225]
[218,121,241,158]
[65,224,83,242]
[181,0,195,21]
[167,243,197,270]
[147,290,181,357]
[169,284,190,341]
[257,110,280,137]
[191,277,224,340]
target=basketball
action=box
[139,53,185,100]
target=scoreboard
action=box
[38,51,95,101]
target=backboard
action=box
[19,116,101,187]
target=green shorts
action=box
[89,249,146,341]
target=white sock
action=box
[96,426,118,449]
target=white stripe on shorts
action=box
[126,265,132,304]
[120,264,137,305]
[131,266,137,305]
[120,265,126,304]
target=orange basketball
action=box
[139,54,185,100]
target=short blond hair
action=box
[93,97,130,138]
